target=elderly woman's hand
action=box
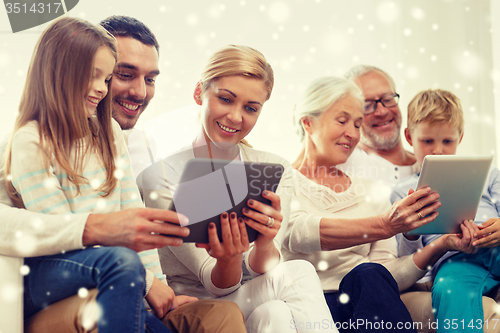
[382,187,441,236]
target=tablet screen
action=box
[169,158,284,243]
[407,155,492,235]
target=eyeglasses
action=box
[363,93,400,115]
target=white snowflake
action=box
[317,260,328,271]
[90,178,101,189]
[208,4,224,19]
[31,217,44,230]
[339,293,350,304]
[14,234,37,256]
[113,169,124,180]
[186,14,198,26]
[1,283,21,302]
[376,1,399,24]
[81,301,101,330]
[78,288,89,298]
[149,191,159,201]
[406,66,420,80]
[20,265,30,276]
[454,51,482,78]
[0,53,11,68]
[43,178,57,188]
[268,2,291,24]
[411,7,426,21]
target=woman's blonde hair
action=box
[199,45,274,101]
[198,45,274,147]
[5,17,118,206]
[293,76,364,142]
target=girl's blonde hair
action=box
[5,17,118,206]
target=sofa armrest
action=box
[0,255,23,333]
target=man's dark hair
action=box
[99,15,159,53]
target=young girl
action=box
[5,17,173,333]
[140,45,336,333]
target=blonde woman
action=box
[140,45,335,333]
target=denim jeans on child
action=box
[23,246,172,333]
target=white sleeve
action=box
[284,194,322,254]
[397,233,424,256]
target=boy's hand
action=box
[443,220,477,254]
[473,218,500,247]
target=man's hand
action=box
[83,208,189,251]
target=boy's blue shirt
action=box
[390,166,500,281]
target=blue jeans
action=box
[24,247,172,333]
[432,248,500,333]
[324,263,416,333]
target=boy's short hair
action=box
[407,89,464,135]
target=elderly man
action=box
[340,64,500,333]
[339,65,417,186]
[1,15,244,333]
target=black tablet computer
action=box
[168,158,284,243]
[407,155,492,235]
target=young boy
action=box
[391,89,500,333]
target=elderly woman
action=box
[282,76,476,333]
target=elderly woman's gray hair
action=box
[293,76,364,142]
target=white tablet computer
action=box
[407,155,493,235]
[168,158,284,243]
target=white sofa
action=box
[0,255,23,333]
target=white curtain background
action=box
[0,0,498,166]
